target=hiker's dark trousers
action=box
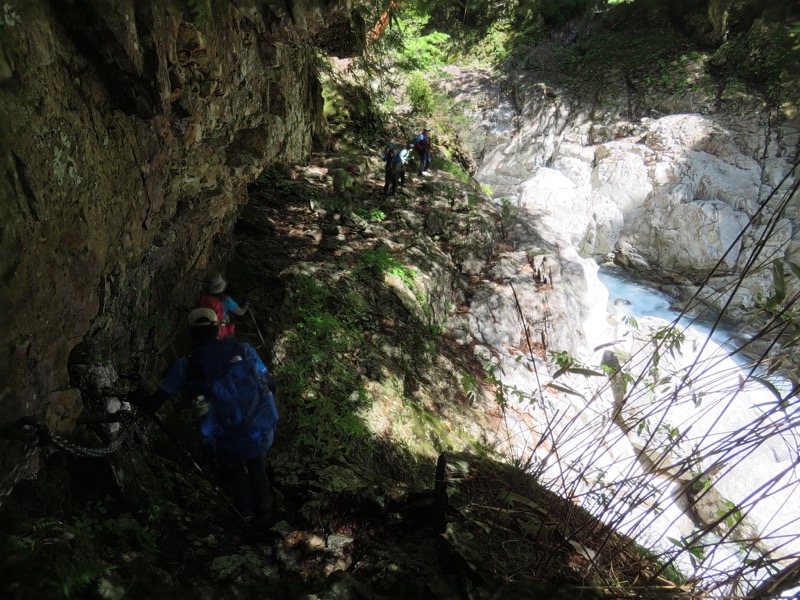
[221,451,273,519]
[384,164,404,195]
[417,147,431,174]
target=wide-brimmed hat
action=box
[187,308,219,328]
[205,272,227,294]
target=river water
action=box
[594,266,800,595]
[598,267,747,357]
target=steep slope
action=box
[1,148,673,598]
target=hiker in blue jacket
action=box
[135,308,279,524]
[414,128,432,176]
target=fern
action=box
[59,563,113,598]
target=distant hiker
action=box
[332,164,357,214]
[135,308,279,524]
[197,272,248,339]
[382,144,397,195]
[384,143,412,195]
[398,143,412,185]
[413,128,432,176]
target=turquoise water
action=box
[597,266,746,358]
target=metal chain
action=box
[48,426,131,458]
[0,414,134,508]
[0,435,39,509]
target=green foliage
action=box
[183,0,211,26]
[355,208,386,221]
[469,20,513,65]
[499,196,516,220]
[392,10,451,72]
[103,518,159,559]
[550,350,604,379]
[601,361,635,392]
[668,534,706,568]
[407,73,436,115]
[432,156,471,184]
[357,246,401,277]
[637,547,688,585]
[59,563,114,598]
[716,499,744,530]
[756,259,800,345]
[279,277,371,459]
[145,503,167,527]
[407,1,543,66]
[553,30,715,100]
[322,76,388,146]
[357,247,417,291]
[652,325,686,367]
[741,546,782,576]
[392,264,418,289]
[729,27,791,83]
[461,371,480,404]
[659,423,681,443]
[480,355,542,410]
[355,249,434,331]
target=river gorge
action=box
[2,1,799,597]
[452,54,800,592]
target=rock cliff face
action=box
[0,0,363,432]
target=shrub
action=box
[407,73,435,115]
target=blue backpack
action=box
[187,339,278,465]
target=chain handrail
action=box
[48,427,131,458]
[0,411,135,507]
[0,434,39,509]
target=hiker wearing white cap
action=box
[197,272,248,339]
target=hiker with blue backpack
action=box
[197,272,248,339]
[134,307,279,525]
[413,128,432,176]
